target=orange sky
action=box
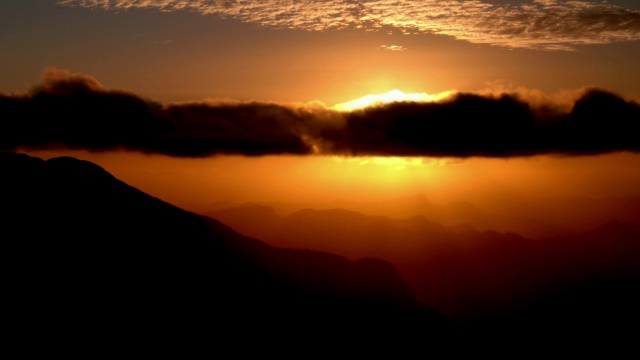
[21,149,640,216]
[2,1,640,104]
[3,1,640,234]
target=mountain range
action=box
[3,151,639,354]
[1,152,454,355]
[207,200,640,347]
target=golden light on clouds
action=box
[58,0,640,50]
[333,155,448,171]
[379,45,407,52]
[333,89,456,111]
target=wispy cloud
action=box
[379,45,407,52]
[57,0,640,50]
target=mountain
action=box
[6,152,638,354]
[207,202,640,345]
[208,204,450,252]
[208,190,640,239]
[210,194,490,229]
[209,205,558,317]
[1,152,454,355]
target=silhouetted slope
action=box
[563,220,640,274]
[1,152,454,354]
[206,203,284,239]
[473,221,640,350]
[208,203,640,345]
[209,206,556,316]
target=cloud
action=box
[379,45,407,51]
[38,67,106,94]
[0,68,323,156]
[57,0,640,50]
[1,68,639,157]
[321,90,640,157]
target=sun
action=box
[333,89,456,112]
[323,156,451,199]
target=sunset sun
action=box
[333,89,457,111]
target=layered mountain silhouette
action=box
[207,191,640,238]
[4,152,639,354]
[207,205,549,315]
[208,203,640,347]
[1,152,454,354]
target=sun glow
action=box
[333,89,456,111]
[332,156,449,170]
[326,156,450,194]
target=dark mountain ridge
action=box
[1,152,454,354]
[5,152,639,354]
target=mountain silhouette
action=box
[1,152,455,354]
[208,202,640,344]
[5,152,638,354]
[208,205,551,315]
[211,190,640,239]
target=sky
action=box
[2,0,640,103]
[2,0,640,214]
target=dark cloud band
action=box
[326,90,640,157]
[1,69,639,158]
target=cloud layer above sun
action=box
[2,68,639,158]
[57,0,640,50]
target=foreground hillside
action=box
[1,152,453,354]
